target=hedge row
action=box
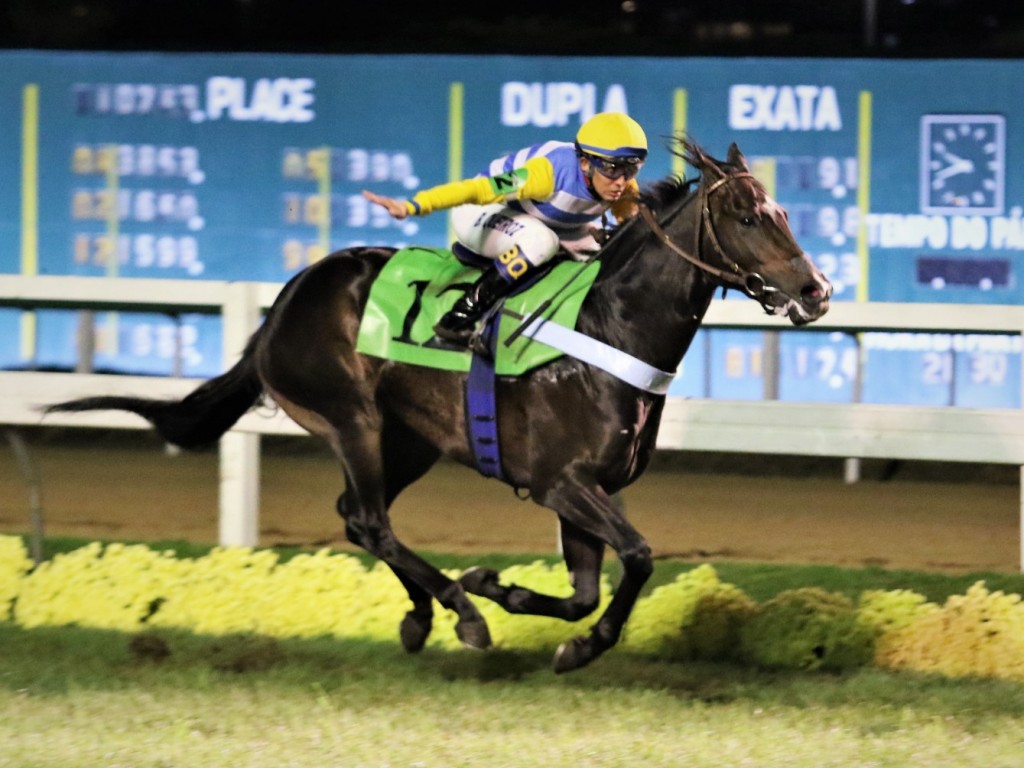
[2,535,1023,681]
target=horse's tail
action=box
[44,331,265,450]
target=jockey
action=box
[362,111,649,346]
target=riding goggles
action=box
[586,154,645,181]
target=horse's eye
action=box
[740,215,756,227]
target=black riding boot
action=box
[434,267,516,346]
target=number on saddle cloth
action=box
[355,245,601,377]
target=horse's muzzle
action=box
[785,278,832,325]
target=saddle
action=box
[355,245,600,377]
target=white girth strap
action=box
[514,314,676,395]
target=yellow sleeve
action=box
[408,156,556,215]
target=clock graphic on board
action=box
[921,114,1005,215]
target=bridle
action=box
[638,172,784,313]
[505,170,790,348]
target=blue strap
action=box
[466,315,504,480]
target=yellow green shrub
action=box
[275,552,404,639]
[144,547,410,639]
[0,535,33,620]
[16,542,183,631]
[739,587,874,671]
[145,546,280,635]
[622,564,755,661]
[6,538,1024,684]
[687,584,759,661]
[875,581,1024,682]
[857,587,939,664]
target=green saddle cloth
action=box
[355,246,600,375]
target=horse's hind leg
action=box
[459,518,605,622]
[374,418,444,652]
[333,417,492,651]
[337,485,433,653]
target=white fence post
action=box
[1020,316,1024,575]
[219,281,261,547]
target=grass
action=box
[6,536,1024,765]
[2,622,1024,767]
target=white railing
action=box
[3,274,1024,569]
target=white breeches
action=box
[450,204,562,268]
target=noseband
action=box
[638,172,783,312]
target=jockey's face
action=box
[581,157,631,202]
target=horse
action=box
[44,137,832,673]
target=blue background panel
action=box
[2,51,1021,407]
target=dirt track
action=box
[1,431,1019,573]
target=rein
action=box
[638,172,782,311]
[504,168,782,348]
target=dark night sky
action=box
[2,0,1024,58]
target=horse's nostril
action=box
[801,283,824,304]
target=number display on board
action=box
[0,51,1017,401]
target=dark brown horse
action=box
[45,138,831,672]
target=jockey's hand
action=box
[362,190,410,220]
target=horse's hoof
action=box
[399,610,432,653]
[553,636,594,674]
[455,617,492,650]
[459,567,501,597]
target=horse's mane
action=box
[643,134,746,209]
[594,135,746,274]
[592,136,704,271]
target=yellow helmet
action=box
[575,112,648,161]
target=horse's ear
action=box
[727,143,750,172]
[683,138,730,181]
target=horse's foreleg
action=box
[458,518,604,622]
[541,481,653,673]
